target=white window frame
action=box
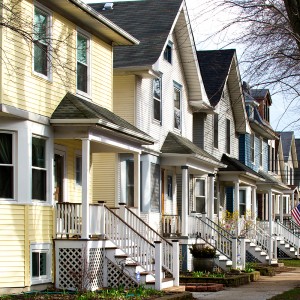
[250,134,255,163]
[0,131,15,200]
[213,113,219,149]
[226,118,230,154]
[173,81,182,131]
[259,138,263,167]
[164,41,173,64]
[153,76,162,123]
[195,178,206,213]
[75,151,82,187]
[32,2,52,81]
[32,136,47,202]
[30,243,52,285]
[76,29,91,97]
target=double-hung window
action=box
[32,137,47,201]
[259,138,263,166]
[0,133,14,199]
[213,114,219,148]
[77,32,90,94]
[174,83,181,130]
[195,178,205,213]
[75,155,82,186]
[226,119,230,154]
[164,41,173,63]
[153,77,162,122]
[126,160,134,207]
[239,190,246,217]
[31,243,51,284]
[33,6,51,78]
[250,134,255,163]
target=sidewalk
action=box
[192,267,300,300]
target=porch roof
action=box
[50,92,154,145]
[258,169,289,190]
[218,154,264,181]
[160,132,223,167]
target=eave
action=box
[250,120,278,140]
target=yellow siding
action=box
[0,205,25,288]
[92,153,116,206]
[0,204,54,288]
[1,0,113,117]
[54,139,83,203]
[113,75,135,124]
[92,36,113,110]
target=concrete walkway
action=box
[192,267,300,300]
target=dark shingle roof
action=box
[197,49,235,107]
[278,131,293,162]
[250,89,269,99]
[51,92,154,143]
[90,0,183,68]
[219,154,264,179]
[295,139,300,161]
[161,131,220,163]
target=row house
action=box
[0,0,155,294]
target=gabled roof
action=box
[90,0,182,68]
[197,49,235,107]
[219,154,264,180]
[250,89,270,101]
[295,139,300,161]
[258,169,289,189]
[91,0,209,106]
[279,131,294,161]
[50,93,154,144]
[161,132,220,164]
[196,49,250,133]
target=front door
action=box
[54,151,65,202]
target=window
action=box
[32,137,47,201]
[174,84,181,130]
[75,156,82,186]
[195,178,205,213]
[164,42,172,63]
[264,102,270,122]
[153,77,162,122]
[290,167,293,185]
[126,160,134,207]
[167,175,172,198]
[150,163,160,212]
[33,6,51,78]
[0,133,13,199]
[77,32,89,94]
[250,134,255,163]
[226,119,230,154]
[213,114,218,148]
[239,190,246,217]
[259,138,263,166]
[31,243,51,284]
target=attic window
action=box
[164,41,173,64]
[264,101,270,122]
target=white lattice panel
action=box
[89,248,104,290]
[107,260,137,289]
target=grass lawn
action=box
[278,259,300,268]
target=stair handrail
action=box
[119,205,173,274]
[189,214,234,259]
[274,220,300,250]
[285,218,300,237]
[104,205,173,275]
[247,224,270,253]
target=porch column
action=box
[82,138,90,240]
[251,186,257,225]
[268,189,273,264]
[279,194,283,223]
[134,153,141,216]
[207,174,215,220]
[181,166,189,237]
[234,180,240,236]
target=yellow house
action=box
[0,0,154,294]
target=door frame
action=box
[54,145,67,202]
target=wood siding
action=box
[1,0,113,116]
[0,204,53,288]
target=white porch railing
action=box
[162,215,181,237]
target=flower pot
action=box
[193,257,215,272]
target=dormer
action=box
[249,89,272,124]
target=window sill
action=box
[32,71,52,83]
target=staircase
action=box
[259,220,300,259]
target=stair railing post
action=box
[232,237,237,269]
[119,203,127,222]
[240,237,246,270]
[172,240,180,286]
[201,213,207,239]
[98,201,106,238]
[154,241,162,290]
[273,236,277,260]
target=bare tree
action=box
[0,0,75,87]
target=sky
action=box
[83,0,300,137]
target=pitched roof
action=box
[161,131,220,163]
[90,0,183,68]
[258,169,289,189]
[51,92,154,144]
[250,89,269,99]
[219,154,264,179]
[197,49,235,107]
[295,139,300,161]
[278,131,294,162]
